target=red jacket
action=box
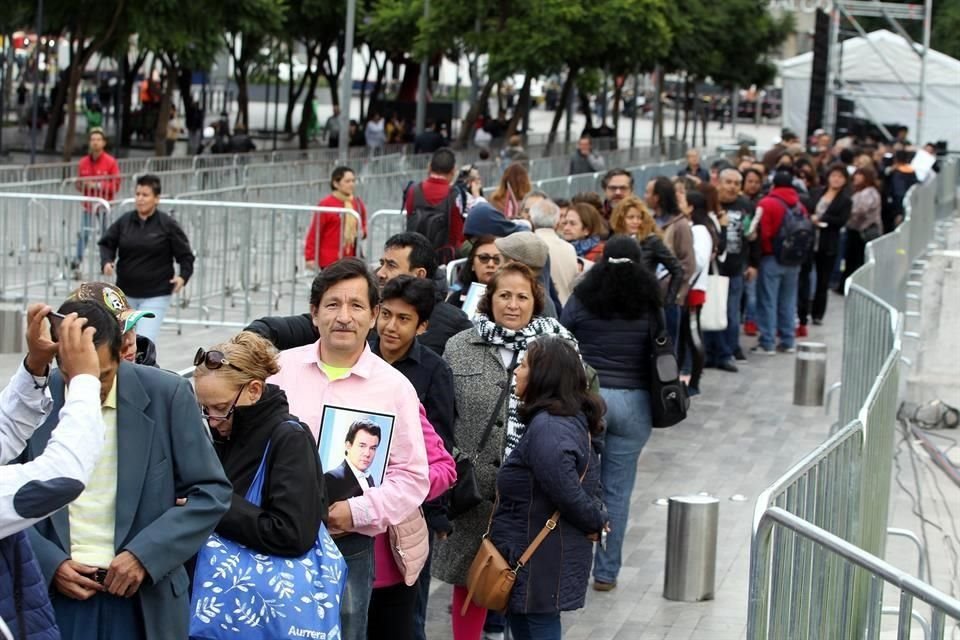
[77,151,121,210]
[757,186,805,256]
[304,194,368,268]
[403,176,464,249]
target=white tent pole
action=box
[917,0,931,144]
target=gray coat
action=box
[23,362,232,640]
[432,328,512,586]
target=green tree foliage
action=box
[223,0,287,130]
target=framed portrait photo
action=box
[318,405,396,503]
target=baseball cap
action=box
[494,232,549,269]
[68,282,155,333]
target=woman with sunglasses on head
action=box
[193,331,326,558]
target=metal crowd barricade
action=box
[748,159,959,639]
[365,210,407,264]
[0,192,113,304]
[113,198,359,329]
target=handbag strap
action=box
[245,420,306,507]
[473,350,520,460]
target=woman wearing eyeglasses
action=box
[193,331,327,557]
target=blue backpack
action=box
[189,433,347,640]
[771,195,815,266]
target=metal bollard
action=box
[0,308,24,354]
[663,495,719,602]
[793,342,828,406]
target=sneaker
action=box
[750,345,776,356]
[796,325,809,338]
[483,633,505,640]
[744,320,758,336]
[733,348,747,362]
[812,318,823,326]
[593,580,617,592]
[776,344,796,354]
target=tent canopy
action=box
[780,29,960,147]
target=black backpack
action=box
[405,183,457,262]
[771,195,815,266]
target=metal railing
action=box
[748,158,960,639]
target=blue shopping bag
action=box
[190,439,348,639]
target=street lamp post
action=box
[338,0,356,162]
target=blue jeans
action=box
[76,209,106,264]
[757,256,800,350]
[339,540,374,640]
[593,388,652,584]
[508,613,561,640]
[744,277,758,323]
[663,303,682,356]
[703,274,743,364]
[125,295,171,343]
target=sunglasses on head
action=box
[194,348,243,372]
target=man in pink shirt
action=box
[268,258,429,640]
[74,128,120,274]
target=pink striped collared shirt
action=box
[269,341,429,537]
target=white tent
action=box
[780,30,960,148]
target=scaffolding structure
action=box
[824,0,933,143]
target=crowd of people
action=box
[0,126,935,640]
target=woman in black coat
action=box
[608,195,685,305]
[809,165,851,323]
[193,331,326,556]
[489,336,607,640]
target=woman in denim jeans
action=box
[560,235,663,591]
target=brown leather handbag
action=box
[461,438,591,615]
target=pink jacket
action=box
[373,404,456,589]
[270,342,430,537]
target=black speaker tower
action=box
[806,9,831,138]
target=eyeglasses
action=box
[194,348,243,372]
[606,185,631,192]
[475,254,501,265]
[200,382,246,423]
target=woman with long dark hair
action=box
[843,166,882,287]
[489,336,607,640]
[645,176,694,346]
[560,235,661,593]
[304,165,368,270]
[807,164,850,324]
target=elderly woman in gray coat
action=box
[433,263,575,640]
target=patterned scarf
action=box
[473,313,578,456]
[331,191,359,250]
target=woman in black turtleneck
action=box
[193,331,326,556]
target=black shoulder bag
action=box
[649,309,689,429]
[448,352,519,519]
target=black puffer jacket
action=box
[490,411,605,614]
[560,294,655,390]
[213,384,327,557]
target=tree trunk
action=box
[546,67,576,152]
[359,52,374,122]
[369,57,386,114]
[43,69,70,152]
[235,67,249,130]
[284,46,311,135]
[578,88,593,133]
[60,32,91,162]
[504,75,531,139]
[298,71,322,149]
[612,80,623,136]
[120,53,145,148]
[456,76,495,148]
[154,60,176,156]
[681,76,691,144]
